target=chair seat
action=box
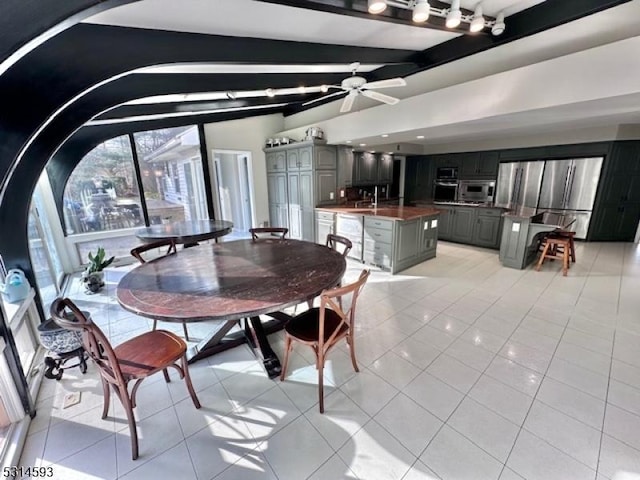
[285,308,347,343]
[114,330,186,378]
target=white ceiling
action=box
[84,0,546,51]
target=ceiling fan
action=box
[303,62,406,113]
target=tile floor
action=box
[19,240,640,480]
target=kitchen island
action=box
[315,206,440,274]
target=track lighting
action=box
[412,0,430,23]
[320,84,329,93]
[265,88,275,97]
[469,4,484,32]
[368,0,387,14]
[366,0,505,35]
[446,0,461,28]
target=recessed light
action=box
[298,86,306,93]
[387,152,394,154]
[359,143,367,147]
[417,135,425,139]
[346,140,352,144]
[381,134,389,138]
[369,150,376,153]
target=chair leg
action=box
[181,355,201,409]
[279,335,292,381]
[569,237,576,263]
[152,319,158,331]
[536,242,550,271]
[318,352,325,414]
[100,377,110,419]
[162,368,171,383]
[182,322,190,342]
[562,245,569,276]
[119,384,139,460]
[346,334,359,373]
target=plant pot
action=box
[83,271,105,294]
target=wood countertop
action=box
[315,206,440,221]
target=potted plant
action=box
[82,247,115,293]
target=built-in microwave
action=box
[433,180,459,202]
[458,180,496,203]
[436,167,458,180]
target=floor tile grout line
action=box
[595,328,616,479]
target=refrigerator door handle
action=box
[560,165,571,209]
[513,167,522,205]
[566,164,577,209]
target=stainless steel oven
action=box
[433,180,459,202]
[458,180,496,203]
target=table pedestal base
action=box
[186,312,290,379]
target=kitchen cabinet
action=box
[405,156,432,202]
[353,152,378,185]
[315,211,335,244]
[336,213,364,261]
[461,151,499,179]
[265,141,337,240]
[473,209,502,248]
[364,217,394,269]
[420,216,439,259]
[590,141,640,241]
[451,208,475,244]
[377,154,393,184]
[436,206,453,240]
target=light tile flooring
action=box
[19,241,640,480]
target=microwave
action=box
[458,180,496,203]
[436,167,458,180]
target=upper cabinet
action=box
[353,152,393,185]
[460,151,499,179]
[265,150,286,172]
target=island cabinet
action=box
[474,209,503,248]
[315,211,335,244]
[335,213,364,262]
[265,141,337,240]
[431,205,503,249]
[363,217,394,270]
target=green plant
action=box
[85,247,115,274]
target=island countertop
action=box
[315,205,440,221]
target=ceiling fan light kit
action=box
[368,0,505,35]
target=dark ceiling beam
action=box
[253,0,486,35]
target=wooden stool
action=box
[536,237,571,276]
[552,230,576,263]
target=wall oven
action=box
[433,180,459,202]
[458,180,496,203]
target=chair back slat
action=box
[326,234,352,258]
[250,227,288,240]
[131,239,177,263]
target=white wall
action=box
[203,114,283,227]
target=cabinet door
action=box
[288,205,302,239]
[419,216,438,256]
[438,209,452,240]
[301,208,315,242]
[288,172,301,206]
[266,151,286,172]
[286,148,300,170]
[316,171,337,205]
[278,205,289,230]
[395,219,419,263]
[474,215,501,248]
[315,146,337,169]
[267,173,288,205]
[377,154,393,184]
[451,208,475,243]
[477,151,500,178]
[316,219,334,244]
[298,147,313,170]
[299,171,314,209]
[354,152,377,185]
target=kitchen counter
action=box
[316,205,440,221]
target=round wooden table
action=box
[116,239,346,377]
[135,220,233,247]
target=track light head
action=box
[412,0,430,23]
[368,0,387,14]
[492,11,505,35]
[445,0,462,28]
[265,88,275,97]
[469,4,484,32]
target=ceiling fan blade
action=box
[340,91,357,113]
[361,89,400,105]
[302,90,346,106]
[362,78,406,89]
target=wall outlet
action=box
[340,189,345,198]
[63,392,81,409]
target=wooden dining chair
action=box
[249,227,288,240]
[50,298,201,460]
[305,233,353,309]
[131,240,190,341]
[280,269,370,413]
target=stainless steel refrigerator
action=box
[537,157,603,239]
[495,161,545,208]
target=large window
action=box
[133,126,208,225]
[63,135,143,235]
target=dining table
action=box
[135,219,234,247]
[116,238,347,378]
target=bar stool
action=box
[535,236,572,276]
[552,230,576,264]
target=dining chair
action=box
[50,298,201,460]
[130,240,190,341]
[280,269,370,413]
[305,233,353,310]
[249,227,288,240]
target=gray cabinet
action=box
[437,207,453,240]
[395,219,419,265]
[363,217,393,269]
[451,208,475,243]
[265,141,338,240]
[336,213,363,261]
[473,210,502,248]
[419,216,438,259]
[316,211,335,244]
[460,152,499,179]
[354,152,378,185]
[378,154,393,184]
